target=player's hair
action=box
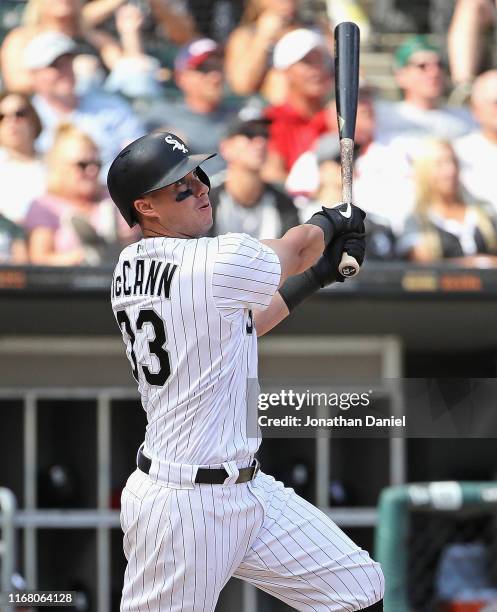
[412,138,464,215]
[0,91,42,139]
[22,0,83,31]
[46,123,99,196]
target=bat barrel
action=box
[334,22,360,141]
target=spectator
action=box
[209,111,299,239]
[225,0,322,103]
[24,124,133,266]
[262,28,334,183]
[447,0,497,102]
[149,0,245,45]
[0,92,45,225]
[24,30,144,171]
[143,38,239,175]
[0,214,29,264]
[290,133,396,260]
[375,35,476,141]
[286,85,415,235]
[103,3,163,100]
[398,139,497,263]
[454,70,497,212]
[0,0,124,95]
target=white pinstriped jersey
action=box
[111,233,281,466]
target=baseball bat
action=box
[334,21,361,277]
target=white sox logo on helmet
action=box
[165,134,189,154]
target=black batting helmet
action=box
[107,132,216,227]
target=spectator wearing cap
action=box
[262,28,335,184]
[454,70,497,213]
[375,35,476,141]
[0,92,46,225]
[0,0,125,95]
[24,31,145,173]
[143,38,240,176]
[208,111,299,239]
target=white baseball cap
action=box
[273,28,328,70]
[24,31,77,70]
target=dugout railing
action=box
[377,482,497,612]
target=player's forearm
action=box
[263,225,324,284]
[254,292,290,337]
[286,225,325,276]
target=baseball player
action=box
[108,132,384,612]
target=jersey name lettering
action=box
[113,258,178,298]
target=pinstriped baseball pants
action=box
[120,469,384,611]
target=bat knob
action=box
[338,253,360,278]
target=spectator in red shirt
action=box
[262,28,334,184]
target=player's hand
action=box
[322,202,366,236]
[305,203,366,246]
[312,231,366,287]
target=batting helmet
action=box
[107,131,216,227]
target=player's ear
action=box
[133,197,158,220]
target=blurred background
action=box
[2,0,497,610]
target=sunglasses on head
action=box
[0,108,29,122]
[408,59,444,71]
[73,159,102,171]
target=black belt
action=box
[137,447,260,484]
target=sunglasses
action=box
[73,159,102,171]
[0,108,29,122]
[408,59,444,71]
[196,58,223,74]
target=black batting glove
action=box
[311,231,365,287]
[305,203,366,246]
[341,230,366,267]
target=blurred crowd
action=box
[0,0,497,267]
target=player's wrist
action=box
[304,210,335,247]
[278,268,321,312]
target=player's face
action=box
[144,170,213,238]
[397,51,445,100]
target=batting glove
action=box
[305,203,366,246]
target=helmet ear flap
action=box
[196,167,210,192]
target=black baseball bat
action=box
[334,21,361,277]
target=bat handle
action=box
[338,137,361,278]
[338,252,360,277]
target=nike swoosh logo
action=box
[338,203,352,219]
